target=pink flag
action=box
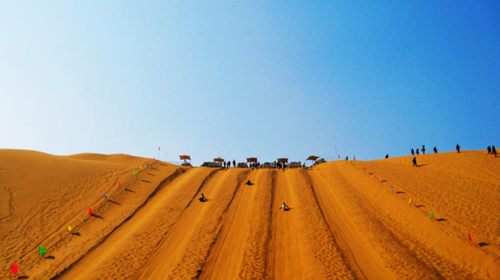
[11,264,18,274]
[338,155,340,159]
[89,208,93,216]
[159,147,160,150]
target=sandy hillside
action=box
[1,149,500,279]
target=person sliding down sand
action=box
[199,193,207,202]
[279,202,289,211]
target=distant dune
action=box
[1,149,499,279]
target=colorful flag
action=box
[132,171,135,175]
[140,165,142,169]
[11,264,18,274]
[89,208,93,216]
[105,193,108,199]
[39,246,47,255]
[159,147,160,150]
[409,199,411,204]
[468,233,472,241]
[119,181,122,186]
[430,212,434,218]
[68,225,72,231]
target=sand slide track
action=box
[136,168,247,279]
[199,169,260,279]
[52,166,188,279]
[57,167,218,280]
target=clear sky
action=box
[1,1,499,165]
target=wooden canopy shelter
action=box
[214,157,224,162]
[246,157,258,163]
[180,155,191,163]
[306,155,319,161]
[277,158,288,163]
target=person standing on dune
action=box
[411,149,415,155]
[416,149,420,155]
[422,145,426,155]
[434,147,438,153]
[493,146,497,157]
[456,144,461,153]
[233,159,236,168]
[487,146,492,154]
[413,157,417,167]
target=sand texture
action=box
[1,149,500,279]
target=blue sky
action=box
[1,1,499,165]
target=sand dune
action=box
[1,149,500,279]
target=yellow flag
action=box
[68,225,72,231]
[409,199,411,204]
[140,165,142,169]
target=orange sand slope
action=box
[1,150,500,279]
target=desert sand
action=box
[1,149,500,279]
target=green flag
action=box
[430,212,434,219]
[39,246,47,255]
[132,171,135,175]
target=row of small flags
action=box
[9,153,159,278]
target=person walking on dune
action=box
[233,160,236,168]
[493,145,497,157]
[456,144,461,153]
[413,157,417,167]
[422,145,426,155]
[434,146,438,153]
[488,146,492,154]
[416,149,420,155]
[411,149,415,155]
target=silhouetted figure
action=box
[303,162,306,169]
[279,202,289,211]
[199,193,206,202]
[411,149,415,155]
[228,161,231,168]
[246,180,253,185]
[385,154,389,159]
[456,144,460,153]
[346,156,349,160]
[488,146,492,154]
[434,147,438,153]
[413,157,417,167]
[422,145,426,155]
[223,161,226,168]
[493,145,497,157]
[416,149,420,155]
[233,160,236,167]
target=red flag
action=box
[468,233,472,241]
[159,147,160,150]
[119,181,122,186]
[89,208,93,216]
[11,264,18,274]
[338,155,340,159]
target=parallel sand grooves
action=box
[136,168,250,279]
[59,167,218,279]
[2,150,500,279]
